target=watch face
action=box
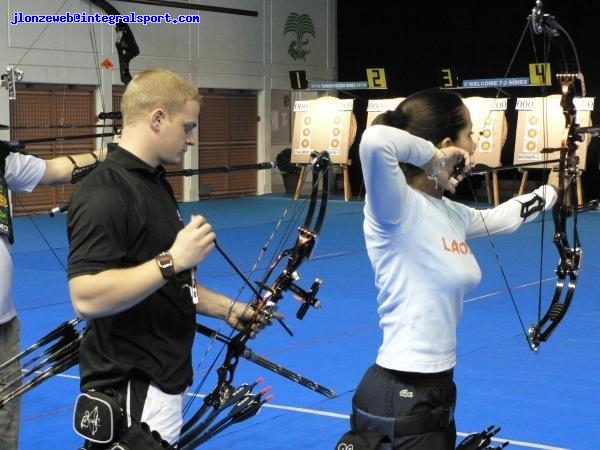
[158,255,171,267]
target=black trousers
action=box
[352,364,457,450]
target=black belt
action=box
[352,403,454,437]
[394,405,453,436]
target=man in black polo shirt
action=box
[67,68,267,446]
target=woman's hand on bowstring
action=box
[423,146,473,193]
[227,298,284,339]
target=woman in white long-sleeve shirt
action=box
[341,89,558,449]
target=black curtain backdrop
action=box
[337,0,600,201]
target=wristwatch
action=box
[155,251,176,280]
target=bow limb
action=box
[87,0,140,86]
[86,0,138,140]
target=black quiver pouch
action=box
[73,390,125,444]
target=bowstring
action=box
[85,0,110,160]
[534,20,551,331]
[464,15,550,348]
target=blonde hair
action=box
[121,68,201,125]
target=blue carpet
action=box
[8,194,599,449]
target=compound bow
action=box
[521,3,592,351]
[466,1,595,351]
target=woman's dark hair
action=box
[372,89,468,182]
[373,88,467,145]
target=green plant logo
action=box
[284,13,316,61]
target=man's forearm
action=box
[195,284,236,319]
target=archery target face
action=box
[478,116,495,152]
[292,97,356,165]
[514,97,546,164]
[299,116,313,153]
[513,95,592,168]
[328,115,343,154]
[524,114,540,154]
[463,97,507,167]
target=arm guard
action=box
[515,193,546,219]
[68,152,100,184]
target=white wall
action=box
[0,0,337,197]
